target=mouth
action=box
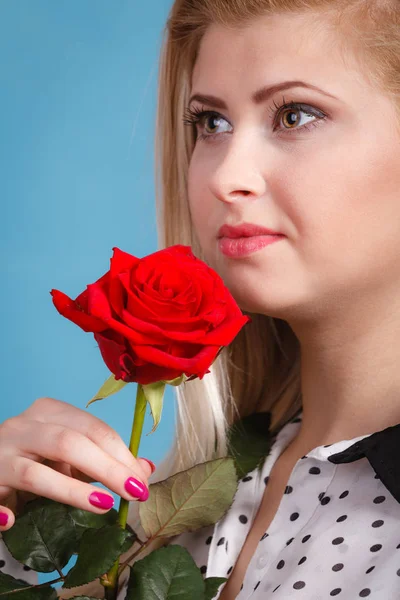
[217,222,284,239]
[218,234,284,258]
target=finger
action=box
[43,460,95,484]
[11,421,149,503]
[4,457,117,514]
[23,398,153,480]
[0,506,15,532]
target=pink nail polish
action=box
[0,513,8,526]
[89,492,114,510]
[124,477,149,502]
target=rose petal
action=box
[94,330,129,380]
[110,247,140,278]
[132,343,220,378]
[51,289,107,333]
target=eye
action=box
[182,106,231,141]
[269,98,327,136]
[182,98,327,142]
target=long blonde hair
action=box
[63,3,399,596]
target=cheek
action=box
[287,137,400,291]
[187,160,211,236]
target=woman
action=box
[1,0,400,598]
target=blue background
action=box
[1,0,176,585]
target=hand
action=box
[0,397,155,531]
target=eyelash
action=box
[182,95,327,142]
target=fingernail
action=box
[89,492,114,510]
[124,477,149,502]
[0,513,8,526]
[140,457,156,474]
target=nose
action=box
[208,140,267,205]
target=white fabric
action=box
[168,413,400,599]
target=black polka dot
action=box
[318,492,325,501]
[273,584,281,592]
[337,515,347,522]
[200,565,207,574]
[309,467,321,475]
[366,566,375,574]
[370,544,382,552]
[286,537,294,545]
[23,565,31,571]
[239,515,248,524]
[339,490,349,499]
[277,559,285,569]
[227,565,233,574]
[332,537,344,545]
[292,417,302,423]
[254,581,260,590]
[298,556,307,565]
[226,540,228,553]
[373,495,386,504]
[324,443,333,447]
[397,569,400,576]
[206,536,213,545]
[397,544,400,549]
[285,485,293,494]
[293,581,306,590]
[321,496,331,506]
[264,476,270,485]
[301,455,307,459]
[260,532,268,541]
[372,520,384,528]
[0,560,4,568]
[290,512,299,521]
[332,563,344,572]
[240,583,243,590]
[359,589,371,597]
[217,537,225,546]
[330,590,342,597]
[242,476,252,482]
[302,534,311,543]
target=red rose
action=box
[51,245,251,385]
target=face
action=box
[187,13,400,326]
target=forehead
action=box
[191,13,367,101]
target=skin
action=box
[0,397,153,530]
[187,12,400,459]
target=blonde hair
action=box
[61,2,400,595]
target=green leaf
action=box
[65,597,99,600]
[125,545,206,599]
[2,498,78,573]
[0,571,57,599]
[86,374,127,408]
[227,411,273,479]
[63,524,134,589]
[141,381,166,435]
[139,457,238,539]
[66,506,125,552]
[204,577,229,600]
[161,374,187,386]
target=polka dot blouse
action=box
[167,411,400,599]
[2,410,400,599]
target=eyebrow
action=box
[189,80,338,108]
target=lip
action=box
[217,222,284,239]
[218,235,284,258]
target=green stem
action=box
[102,383,147,600]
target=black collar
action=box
[328,423,400,504]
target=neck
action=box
[284,305,400,457]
